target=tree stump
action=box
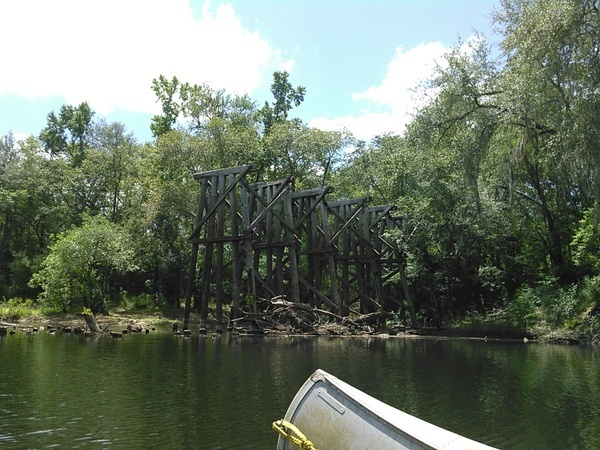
[82,314,101,333]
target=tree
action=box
[0,132,18,170]
[30,215,137,314]
[182,87,261,169]
[259,71,306,135]
[264,121,352,189]
[129,130,206,306]
[0,136,75,299]
[150,75,263,168]
[88,121,140,222]
[383,37,512,319]
[0,133,19,296]
[39,102,95,166]
[493,0,600,281]
[150,75,184,139]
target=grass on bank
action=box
[0,297,60,321]
[0,296,185,327]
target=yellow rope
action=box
[273,419,317,450]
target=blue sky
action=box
[0,0,499,144]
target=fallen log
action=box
[229,298,392,335]
[352,311,391,324]
[313,309,359,327]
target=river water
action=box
[0,330,598,449]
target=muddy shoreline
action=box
[1,311,594,345]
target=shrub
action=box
[507,285,539,329]
[30,215,137,314]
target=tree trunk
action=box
[83,314,101,333]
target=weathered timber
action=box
[230,298,392,335]
[184,164,408,333]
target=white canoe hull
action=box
[276,369,497,450]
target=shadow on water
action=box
[1,332,598,449]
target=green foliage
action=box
[260,71,306,135]
[30,215,137,314]
[536,278,574,327]
[508,275,600,335]
[122,293,159,310]
[1,137,72,298]
[562,276,600,332]
[508,285,541,329]
[150,75,183,138]
[39,102,95,166]
[577,275,600,309]
[571,207,600,274]
[263,121,352,189]
[0,297,60,320]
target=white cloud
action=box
[277,57,296,73]
[0,0,284,115]
[310,113,397,143]
[310,42,448,141]
[12,132,32,143]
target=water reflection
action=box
[1,332,599,449]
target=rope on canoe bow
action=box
[273,419,317,450]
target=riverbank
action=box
[1,307,596,345]
[0,307,183,333]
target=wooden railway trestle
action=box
[182,164,412,331]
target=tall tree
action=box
[0,133,19,295]
[88,121,140,222]
[39,102,95,166]
[259,71,306,135]
[150,75,183,139]
[131,131,207,306]
[0,136,81,298]
[150,75,263,169]
[494,0,600,280]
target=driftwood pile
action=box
[229,297,391,335]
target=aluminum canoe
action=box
[275,369,497,450]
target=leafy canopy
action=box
[30,215,137,313]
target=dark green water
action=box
[1,331,598,449]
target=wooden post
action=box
[215,174,226,333]
[241,181,257,309]
[273,185,285,295]
[230,173,242,321]
[284,187,300,303]
[184,178,208,330]
[320,200,340,313]
[183,243,199,331]
[200,175,218,333]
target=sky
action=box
[0,0,500,144]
